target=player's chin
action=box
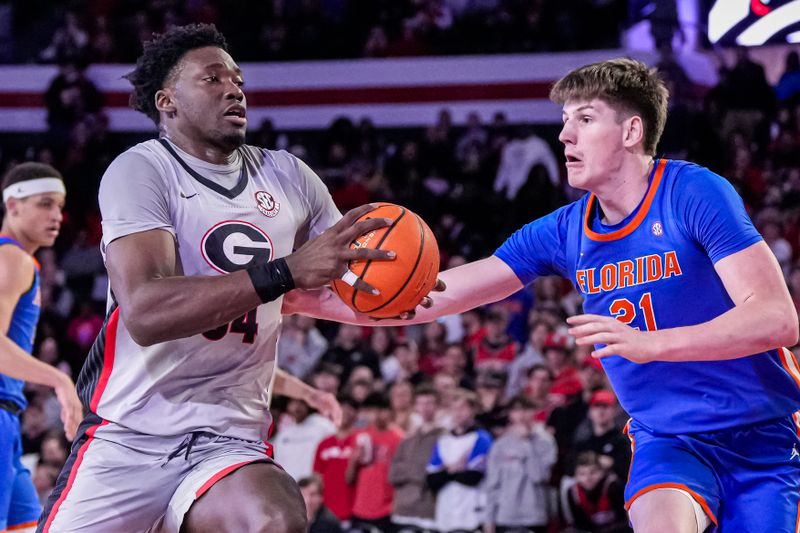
[566,168,596,191]
[39,234,58,247]
[218,130,246,150]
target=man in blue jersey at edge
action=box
[0,163,82,533]
[284,58,800,532]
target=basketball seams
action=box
[360,212,427,314]
[350,206,406,310]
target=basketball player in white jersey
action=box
[39,24,390,533]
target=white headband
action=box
[3,178,66,202]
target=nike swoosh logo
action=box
[180,192,198,199]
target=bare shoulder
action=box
[0,245,35,296]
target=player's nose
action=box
[225,81,244,101]
[558,121,576,145]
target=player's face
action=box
[9,192,65,248]
[170,46,247,152]
[559,98,628,192]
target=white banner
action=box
[0,49,716,132]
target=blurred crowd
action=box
[2,10,800,530]
[5,0,630,64]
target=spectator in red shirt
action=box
[562,451,630,533]
[419,320,448,375]
[347,393,404,532]
[313,395,359,523]
[474,309,517,373]
[543,332,582,405]
[524,363,556,423]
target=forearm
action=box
[272,367,313,401]
[0,337,68,389]
[345,457,359,485]
[652,298,798,362]
[284,256,523,325]
[120,270,264,345]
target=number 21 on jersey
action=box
[610,292,658,331]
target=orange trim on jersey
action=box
[625,482,718,526]
[779,348,800,390]
[583,159,667,242]
[794,493,800,533]
[89,308,119,412]
[195,460,255,499]
[623,419,634,485]
[793,412,800,439]
[42,420,108,533]
[8,520,37,530]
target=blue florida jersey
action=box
[0,236,40,410]
[495,159,800,434]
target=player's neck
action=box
[162,131,238,166]
[0,221,38,254]
[593,155,654,226]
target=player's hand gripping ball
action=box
[331,203,440,319]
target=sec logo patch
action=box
[255,190,280,217]
[651,221,664,237]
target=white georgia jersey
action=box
[76,138,341,441]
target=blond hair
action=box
[550,58,669,155]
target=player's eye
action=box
[204,75,219,82]
[581,115,592,123]
[235,79,244,87]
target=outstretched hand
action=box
[54,375,83,440]
[370,278,447,321]
[284,204,395,294]
[567,314,656,363]
[306,389,343,427]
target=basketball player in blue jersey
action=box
[288,58,800,532]
[0,162,82,533]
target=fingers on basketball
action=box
[331,203,440,319]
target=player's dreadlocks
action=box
[125,23,228,125]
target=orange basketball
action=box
[331,203,440,319]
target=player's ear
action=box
[623,115,645,149]
[4,197,19,216]
[155,88,177,118]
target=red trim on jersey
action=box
[583,159,667,242]
[89,308,120,412]
[625,482,718,526]
[42,420,108,533]
[195,461,255,499]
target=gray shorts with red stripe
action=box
[37,414,275,533]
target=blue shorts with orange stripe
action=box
[1,409,42,531]
[624,414,800,532]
